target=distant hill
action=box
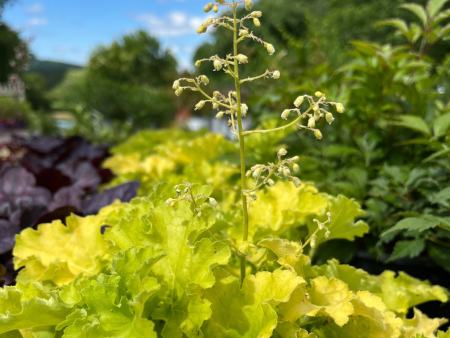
[26,57,83,89]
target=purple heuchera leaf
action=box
[0,220,20,254]
[49,185,85,211]
[82,181,140,215]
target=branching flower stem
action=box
[232,0,249,286]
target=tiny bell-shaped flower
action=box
[195,60,201,67]
[266,43,275,55]
[232,91,237,98]
[314,129,323,140]
[326,112,334,124]
[278,148,288,157]
[273,70,280,79]
[241,104,249,116]
[245,0,253,10]
[172,80,180,90]
[252,168,261,179]
[246,170,252,178]
[293,176,302,187]
[213,102,219,109]
[213,91,221,98]
[336,103,345,113]
[195,101,205,110]
[281,109,290,120]
[325,230,331,238]
[203,3,214,12]
[312,105,319,113]
[294,96,304,107]
[215,0,225,3]
[251,11,262,18]
[201,75,209,84]
[213,5,219,13]
[310,235,317,248]
[236,54,248,63]
[253,18,261,27]
[291,156,300,162]
[166,198,175,207]
[209,197,218,208]
[267,179,275,186]
[283,167,291,177]
[216,111,224,119]
[214,60,223,71]
[308,118,315,128]
[175,88,183,96]
[315,91,324,98]
[293,163,300,173]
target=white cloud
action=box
[25,3,44,13]
[134,11,207,37]
[25,17,48,26]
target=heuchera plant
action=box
[173,0,345,283]
[0,1,449,338]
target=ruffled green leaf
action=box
[403,308,448,338]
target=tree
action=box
[0,23,21,83]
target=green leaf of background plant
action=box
[400,4,428,26]
[433,113,450,137]
[423,148,450,162]
[382,216,441,236]
[438,22,450,38]
[375,19,409,33]
[389,115,431,135]
[429,186,450,206]
[386,239,426,262]
[427,0,450,18]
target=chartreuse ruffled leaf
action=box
[306,195,369,245]
[275,322,317,338]
[106,199,231,338]
[403,308,447,338]
[13,213,111,286]
[235,181,327,242]
[279,276,354,327]
[369,271,449,314]
[0,283,71,335]
[201,268,305,338]
[439,331,450,338]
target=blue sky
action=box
[2,0,218,69]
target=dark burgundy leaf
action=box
[98,168,114,184]
[49,186,85,211]
[0,220,20,254]
[13,136,65,154]
[0,263,5,282]
[82,181,140,215]
[58,161,101,191]
[34,168,71,193]
[0,165,35,196]
[20,205,48,229]
[35,206,80,226]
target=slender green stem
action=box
[240,70,270,84]
[242,106,313,136]
[232,1,249,286]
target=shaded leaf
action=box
[386,239,426,262]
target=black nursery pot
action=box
[350,250,450,320]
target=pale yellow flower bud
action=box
[325,230,330,238]
[213,5,219,13]
[232,91,237,98]
[281,109,290,120]
[245,0,253,10]
[206,18,213,24]
[201,75,209,84]
[292,177,301,188]
[195,60,201,67]
[213,91,220,98]
[326,113,334,124]
[175,88,183,96]
[336,103,345,113]
[213,102,219,109]
[216,111,224,119]
[246,170,252,178]
[291,156,300,162]
[253,18,260,27]
[215,0,225,3]
[236,54,248,63]
[293,164,300,173]
[312,105,319,112]
[203,3,214,12]
[241,104,249,116]
[251,11,262,18]
[252,168,261,179]
[267,179,275,186]
[283,167,291,177]
[266,43,275,55]
[308,118,315,128]
[195,101,205,110]
[214,60,222,71]
[209,197,218,208]
[314,129,323,140]
[310,235,317,248]
[273,70,280,79]
[294,96,304,107]
[278,148,288,157]
[172,80,180,90]
[166,198,175,206]
[239,29,249,36]
[315,91,324,98]
[197,25,207,34]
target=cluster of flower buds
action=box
[244,149,302,200]
[245,0,253,11]
[279,91,346,141]
[310,212,332,248]
[166,181,218,217]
